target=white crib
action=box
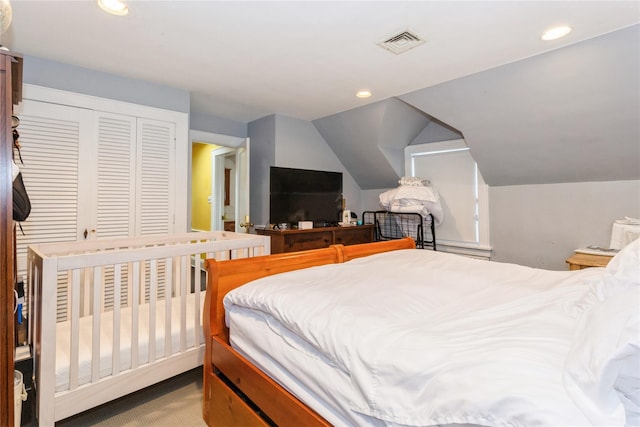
[26,231,270,426]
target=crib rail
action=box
[27,231,270,425]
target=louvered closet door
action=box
[17,101,179,317]
[135,118,176,303]
[16,100,93,320]
[15,101,92,272]
[94,115,178,308]
[135,118,175,236]
[91,113,136,313]
[92,112,136,240]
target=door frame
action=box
[190,130,249,232]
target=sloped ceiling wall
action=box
[313,98,434,189]
[314,25,639,189]
[400,24,639,186]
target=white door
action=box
[16,100,93,319]
[91,112,137,240]
[15,99,92,275]
[135,118,176,236]
[210,146,235,231]
[17,90,184,319]
[235,138,250,233]
[83,113,177,240]
[16,102,178,271]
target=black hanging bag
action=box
[13,170,31,222]
[12,124,31,223]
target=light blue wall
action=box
[247,114,363,227]
[24,55,249,138]
[23,55,190,113]
[248,115,276,226]
[190,112,247,138]
[490,180,640,270]
[274,114,362,221]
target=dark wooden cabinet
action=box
[1,50,23,427]
[256,225,374,254]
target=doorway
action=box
[190,130,250,233]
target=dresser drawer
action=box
[284,231,332,252]
[334,227,373,246]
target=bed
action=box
[26,231,271,426]
[202,237,639,427]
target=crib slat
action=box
[112,264,122,375]
[82,267,91,317]
[194,254,202,348]
[180,255,188,352]
[164,257,172,358]
[149,259,157,363]
[91,267,102,383]
[127,261,133,309]
[65,270,73,322]
[69,269,81,390]
[131,261,140,370]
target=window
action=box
[405,139,491,259]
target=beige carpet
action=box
[55,367,206,427]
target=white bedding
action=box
[224,242,640,426]
[56,293,205,391]
[379,184,443,225]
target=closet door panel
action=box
[93,112,136,240]
[135,118,175,236]
[16,100,92,320]
[135,118,175,303]
[15,100,92,274]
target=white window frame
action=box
[405,139,492,259]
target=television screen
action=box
[270,166,343,226]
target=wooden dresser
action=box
[256,224,374,254]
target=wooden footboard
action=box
[202,238,415,426]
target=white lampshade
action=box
[0,0,12,33]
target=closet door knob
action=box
[84,229,88,239]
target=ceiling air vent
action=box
[377,29,426,55]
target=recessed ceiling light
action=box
[356,90,372,99]
[541,26,571,41]
[97,0,129,16]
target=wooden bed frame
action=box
[202,237,415,426]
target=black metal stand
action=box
[362,210,436,250]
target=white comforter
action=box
[224,247,639,426]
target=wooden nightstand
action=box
[566,252,614,270]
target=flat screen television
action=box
[269,166,343,227]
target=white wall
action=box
[361,188,392,215]
[490,180,640,270]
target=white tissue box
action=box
[298,221,313,230]
[610,219,640,249]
